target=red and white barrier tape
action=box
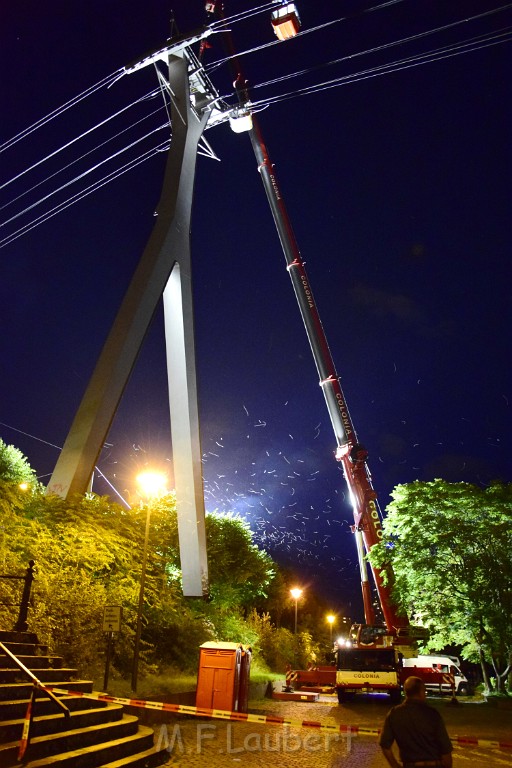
[42,686,512,751]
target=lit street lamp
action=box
[326,614,335,645]
[131,471,167,692]
[290,587,303,634]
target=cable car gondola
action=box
[271,3,301,41]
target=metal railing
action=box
[0,559,35,631]
[0,640,70,760]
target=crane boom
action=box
[198,0,421,640]
[247,115,409,632]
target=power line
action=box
[250,10,512,93]
[0,420,130,507]
[248,28,512,110]
[0,104,167,215]
[0,141,169,249]
[1,122,169,231]
[0,70,122,155]
[0,88,162,193]
[1,4,509,250]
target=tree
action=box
[0,439,38,485]
[368,479,512,693]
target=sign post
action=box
[103,606,122,690]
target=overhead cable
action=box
[248,30,512,109]
[0,141,169,250]
[0,104,168,214]
[1,123,169,230]
[0,88,162,192]
[253,24,512,94]
[0,70,123,155]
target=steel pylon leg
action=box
[47,51,208,596]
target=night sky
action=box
[1,1,510,617]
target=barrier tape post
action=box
[18,684,36,761]
[283,664,297,692]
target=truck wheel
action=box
[457,684,468,695]
[337,689,346,704]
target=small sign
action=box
[103,605,122,633]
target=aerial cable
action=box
[211,27,511,112]
[0,420,131,507]
[0,103,168,215]
[210,1,286,28]
[0,141,169,250]
[154,62,172,125]
[207,1,512,76]
[206,0,408,73]
[2,5,510,249]
[249,33,511,108]
[252,11,512,93]
[1,123,169,231]
[0,88,161,193]
[0,70,123,156]
[248,30,512,110]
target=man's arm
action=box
[440,751,452,768]
[380,746,401,768]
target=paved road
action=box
[153,693,512,768]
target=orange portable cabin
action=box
[271,3,301,41]
[196,642,252,713]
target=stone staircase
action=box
[0,630,169,767]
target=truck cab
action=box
[336,646,401,703]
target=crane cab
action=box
[271,3,301,41]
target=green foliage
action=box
[0,439,38,485]
[368,479,512,692]
[246,610,321,672]
[0,453,281,682]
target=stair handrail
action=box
[0,559,35,631]
[0,640,70,715]
[0,640,70,760]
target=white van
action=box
[402,655,470,695]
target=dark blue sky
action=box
[1,1,510,616]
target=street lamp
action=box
[326,614,335,645]
[131,471,167,692]
[290,587,302,634]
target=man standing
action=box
[379,676,453,768]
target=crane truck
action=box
[203,0,429,702]
[242,2,430,705]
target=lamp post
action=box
[131,471,167,692]
[290,587,302,634]
[326,614,335,646]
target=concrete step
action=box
[99,743,170,768]
[0,694,108,721]
[0,641,49,656]
[0,713,142,766]
[0,703,125,742]
[0,630,39,645]
[0,667,78,683]
[0,680,94,701]
[0,654,63,670]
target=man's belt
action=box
[403,762,443,767]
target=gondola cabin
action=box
[271,3,301,41]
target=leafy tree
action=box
[0,441,282,680]
[0,439,38,485]
[368,480,512,693]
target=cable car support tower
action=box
[47,27,229,597]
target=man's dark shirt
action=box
[379,698,453,763]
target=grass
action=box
[96,664,282,699]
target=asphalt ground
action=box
[151,692,512,768]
